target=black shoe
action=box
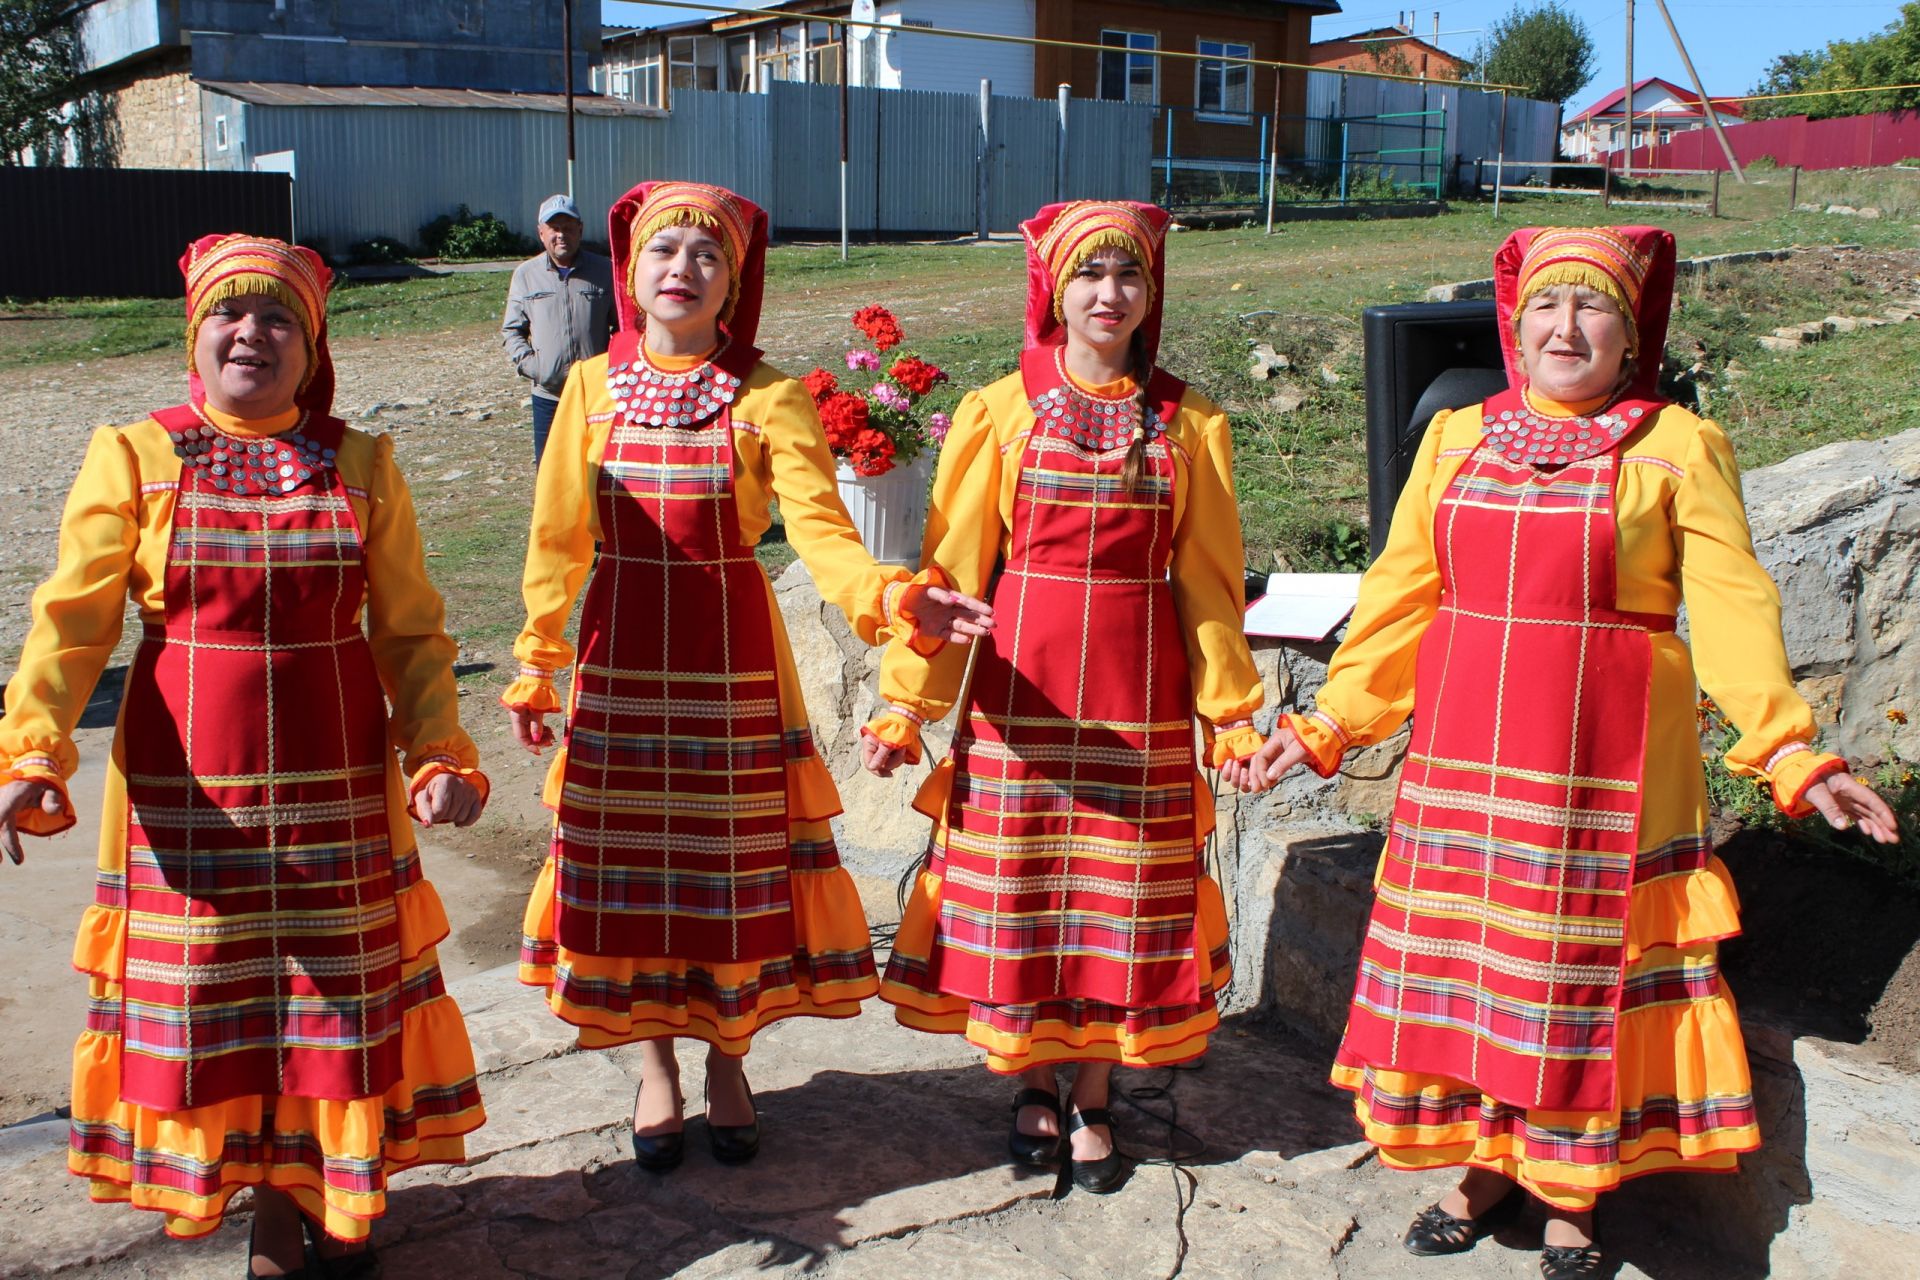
[1541,1244,1605,1278]
[1402,1188,1523,1256]
[705,1077,760,1165]
[301,1220,379,1280]
[631,1126,686,1173]
[1065,1106,1124,1194]
[1007,1087,1063,1167]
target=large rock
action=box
[1738,425,1920,760]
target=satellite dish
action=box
[849,0,875,41]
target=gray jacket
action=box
[501,251,616,399]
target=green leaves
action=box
[1471,2,1597,105]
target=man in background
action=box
[501,194,614,466]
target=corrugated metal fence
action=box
[239,83,1149,252]
[0,167,293,300]
[1303,72,1559,187]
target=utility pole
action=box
[1651,0,1744,182]
[562,0,576,198]
[1622,0,1633,179]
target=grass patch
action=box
[1708,324,1920,469]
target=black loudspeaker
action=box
[1360,300,1507,558]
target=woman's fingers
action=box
[910,584,995,644]
[510,708,549,755]
[1829,775,1900,844]
[0,780,55,866]
[859,734,905,777]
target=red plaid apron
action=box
[1337,396,1666,1113]
[928,352,1202,1010]
[551,334,795,964]
[117,406,402,1110]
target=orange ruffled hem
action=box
[885,564,953,658]
[1332,857,1757,1210]
[1208,724,1264,768]
[500,672,563,714]
[860,712,924,767]
[879,869,1233,1073]
[517,848,879,1055]
[65,878,483,1240]
[67,961,484,1241]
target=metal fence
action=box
[232,82,1149,253]
[1144,73,1558,211]
[0,166,293,300]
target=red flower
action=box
[849,427,896,476]
[888,355,946,397]
[802,367,839,404]
[852,304,905,352]
[817,391,869,450]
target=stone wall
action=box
[105,67,201,170]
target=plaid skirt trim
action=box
[1329,932,1757,1211]
[517,843,878,1055]
[880,869,1232,1073]
[65,952,484,1243]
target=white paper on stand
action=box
[1242,573,1363,641]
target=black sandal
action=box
[1541,1244,1605,1278]
[1065,1106,1124,1194]
[1007,1087,1063,1166]
[1402,1188,1523,1256]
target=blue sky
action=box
[602,1,1908,114]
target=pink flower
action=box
[845,349,880,372]
[871,382,909,412]
[929,411,952,443]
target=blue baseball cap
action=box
[537,194,582,225]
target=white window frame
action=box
[1098,29,1159,106]
[1195,38,1252,120]
[668,34,719,92]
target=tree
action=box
[1745,4,1920,121]
[1,0,112,166]
[1744,51,1828,121]
[1472,1,1597,104]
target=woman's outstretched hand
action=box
[510,706,554,755]
[1805,772,1901,844]
[1254,725,1314,787]
[860,731,909,778]
[416,772,485,828]
[0,779,62,866]
[899,582,995,645]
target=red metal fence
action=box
[1611,109,1920,172]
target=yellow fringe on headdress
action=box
[1514,260,1640,357]
[1051,227,1159,323]
[185,274,320,390]
[629,205,743,323]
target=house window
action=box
[1196,39,1251,115]
[214,114,229,151]
[669,35,719,92]
[808,20,841,85]
[1098,30,1158,105]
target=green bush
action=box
[1748,154,1779,171]
[418,204,533,261]
[348,236,414,265]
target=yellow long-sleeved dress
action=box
[506,346,925,1053]
[0,404,487,1241]
[1287,394,1844,1210]
[864,369,1265,1072]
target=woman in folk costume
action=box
[1253,226,1897,1277]
[0,234,490,1278]
[505,180,990,1172]
[859,200,1269,1194]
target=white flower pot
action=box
[836,453,932,566]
